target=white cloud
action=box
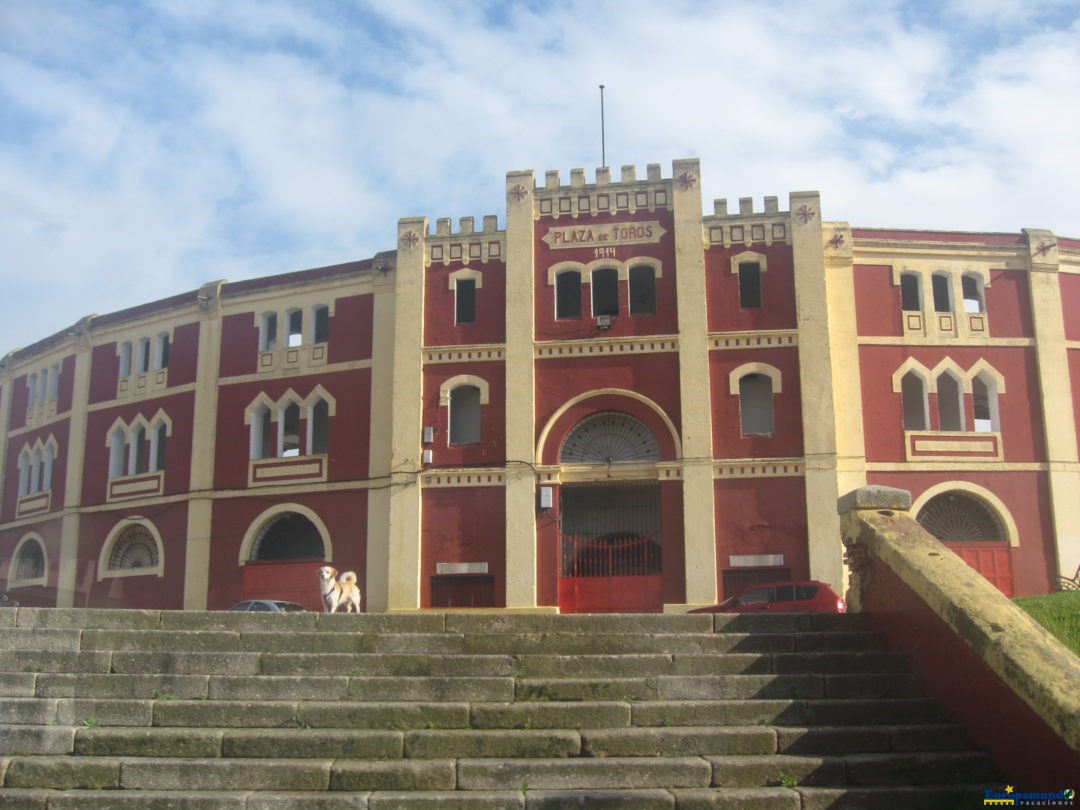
[0,0,1077,354]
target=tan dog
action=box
[318,565,361,613]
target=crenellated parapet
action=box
[530,163,673,220]
[422,214,504,266]
[704,194,793,249]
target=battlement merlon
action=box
[530,162,670,192]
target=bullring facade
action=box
[1,159,1077,612]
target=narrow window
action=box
[555,271,582,319]
[901,372,928,430]
[455,278,477,324]
[26,374,37,408]
[30,447,42,493]
[449,385,481,445]
[130,426,148,474]
[900,273,922,311]
[310,399,329,455]
[739,262,762,309]
[109,428,126,478]
[937,373,964,431]
[313,305,330,343]
[17,451,30,497]
[973,374,999,433]
[154,333,170,370]
[287,309,303,347]
[42,446,54,491]
[36,369,48,404]
[259,313,278,351]
[592,267,619,316]
[629,265,656,315]
[118,342,132,378]
[932,274,952,313]
[250,406,272,460]
[47,364,60,400]
[135,338,151,374]
[152,423,167,472]
[739,374,775,435]
[280,403,301,457]
[962,275,984,314]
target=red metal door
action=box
[558,533,663,613]
[947,543,1014,596]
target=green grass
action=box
[1013,591,1080,656]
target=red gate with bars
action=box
[558,532,663,613]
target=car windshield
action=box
[275,602,307,612]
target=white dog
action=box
[318,565,362,613]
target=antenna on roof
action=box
[599,84,607,168]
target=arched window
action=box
[591,267,619,317]
[118,342,133,378]
[10,535,46,586]
[560,412,660,463]
[309,398,329,455]
[151,421,168,472]
[900,273,922,312]
[738,262,763,309]
[629,265,656,315]
[455,279,477,324]
[108,426,126,478]
[972,373,1000,433]
[251,512,325,560]
[17,450,30,497]
[312,305,330,343]
[937,372,964,431]
[280,402,301,457]
[739,374,774,435]
[154,333,170,370]
[932,273,952,313]
[41,444,54,491]
[449,385,482,445]
[106,527,160,570]
[259,313,278,351]
[250,404,272,460]
[901,371,928,430]
[962,274,985,314]
[135,337,151,374]
[556,270,582,319]
[286,309,303,347]
[129,425,148,474]
[917,491,1006,543]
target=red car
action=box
[689,580,846,614]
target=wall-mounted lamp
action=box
[422,426,434,444]
[421,449,433,464]
[539,486,553,510]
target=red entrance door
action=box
[558,533,663,613]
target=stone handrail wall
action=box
[838,485,1080,785]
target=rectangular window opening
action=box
[739,263,762,309]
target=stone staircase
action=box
[0,609,994,808]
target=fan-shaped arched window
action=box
[10,535,46,586]
[560,412,660,464]
[917,491,1006,543]
[105,524,161,573]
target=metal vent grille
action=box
[559,412,660,464]
[108,525,159,570]
[917,492,1005,542]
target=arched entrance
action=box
[241,510,328,609]
[557,412,663,613]
[916,490,1014,596]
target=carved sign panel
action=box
[542,221,667,250]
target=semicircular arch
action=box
[911,481,1019,548]
[238,504,333,565]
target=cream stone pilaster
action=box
[183,281,224,609]
[792,197,864,592]
[1023,229,1080,580]
[366,251,398,612]
[385,222,426,610]
[671,158,718,609]
[57,317,93,607]
[504,170,539,608]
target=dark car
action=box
[227,600,310,612]
[689,580,846,614]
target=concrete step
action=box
[707,750,996,787]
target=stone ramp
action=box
[0,609,992,808]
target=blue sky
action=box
[1,0,1078,356]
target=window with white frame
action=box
[936,371,965,431]
[247,389,335,460]
[312,305,330,343]
[250,404,273,459]
[118,342,133,378]
[591,267,619,317]
[286,309,303,348]
[931,273,952,313]
[280,401,301,457]
[972,372,1000,432]
[901,371,929,431]
[309,398,329,455]
[106,414,171,477]
[962,274,985,314]
[17,439,56,497]
[449,385,482,445]
[629,265,656,315]
[153,333,170,370]
[100,522,164,578]
[738,374,774,435]
[738,262,763,309]
[900,273,922,312]
[9,535,47,587]
[555,270,582,319]
[259,312,278,351]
